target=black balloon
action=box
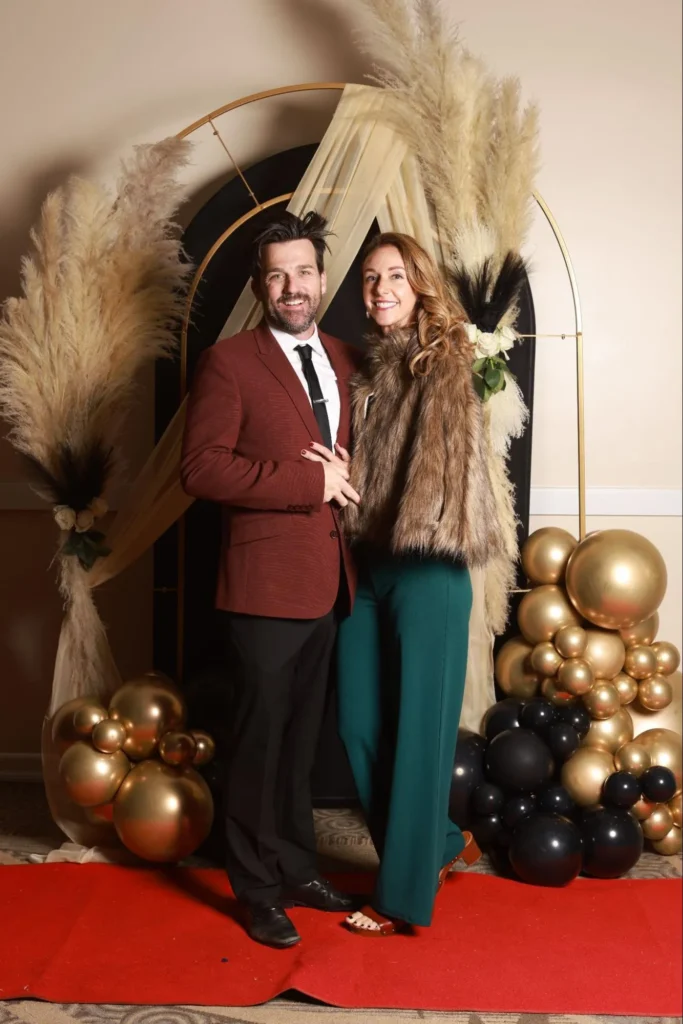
[602,770,642,809]
[639,765,677,804]
[449,730,486,828]
[484,729,555,793]
[519,699,557,734]
[509,814,583,887]
[472,813,504,846]
[556,703,591,739]
[503,794,537,830]
[472,782,505,817]
[483,699,525,741]
[537,784,576,819]
[546,722,580,762]
[581,808,644,878]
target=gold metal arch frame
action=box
[171,82,586,675]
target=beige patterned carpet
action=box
[0,781,680,1024]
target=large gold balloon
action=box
[113,760,213,863]
[565,529,667,630]
[50,696,102,755]
[59,742,130,808]
[582,708,634,753]
[530,642,563,677]
[619,612,659,648]
[612,672,639,706]
[518,585,582,646]
[494,636,541,699]
[614,740,651,776]
[651,825,682,855]
[637,675,673,712]
[582,629,626,680]
[159,731,196,767]
[72,703,108,737]
[641,804,674,841]
[541,677,576,706]
[557,658,594,696]
[630,671,682,739]
[561,747,615,807]
[583,682,621,720]
[633,728,682,793]
[624,645,657,680]
[554,625,588,659]
[669,793,682,828]
[651,641,681,676]
[190,730,216,767]
[91,719,127,754]
[632,796,656,820]
[109,673,186,760]
[521,528,577,585]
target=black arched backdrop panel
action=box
[154,143,536,804]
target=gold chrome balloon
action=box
[557,657,594,696]
[669,793,682,828]
[582,629,626,680]
[631,796,656,820]
[565,529,667,630]
[583,682,621,720]
[91,719,127,754]
[561,747,615,807]
[521,528,577,585]
[651,825,682,855]
[641,804,674,841]
[191,730,216,767]
[619,612,659,648]
[554,625,588,660]
[85,802,115,824]
[612,672,639,706]
[517,585,582,646]
[59,742,130,807]
[651,641,680,677]
[72,703,108,737]
[109,673,186,760]
[113,760,213,862]
[494,636,541,699]
[624,645,657,681]
[541,677,576,706]
[633,728,682,793]
[614,740,651,776]
[637,675,673,712]
[159,731,197,767]
[631,671,681,739]
[582,708,634,753]
[530,642,564,677]
[50,696,103,755]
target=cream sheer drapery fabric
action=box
[45,83,495,844]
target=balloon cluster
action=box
[51,671,215,862]
[494,527,682,855]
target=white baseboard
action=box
[0,753,42,781]
[530,488,682,517]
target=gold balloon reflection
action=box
[521,527,577,586]
[159,731,197,767]
[624,645,657,681]
[557,657,594,696]
[554,625,588,660]
[109,674,186,760]
[614,741,651,777]
[582,708,634,754]
[619,613,660,648]
[91,719,127,754]
[630,672,682,740]
[59,742,130,807]
[530,642,564,677]
[637,675,673,712]
[518,585,582,646]
[494,636,541,699]
[191,730,216,767]
[612,672,639,706]
[582,630,626,680]
[641,804,674,841]
[651,641,680,677]
[561,747,615,807]
[583,682,621,720]
[51,696,102,756]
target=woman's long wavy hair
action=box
[362,232,470,377]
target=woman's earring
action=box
[365,309,370,319]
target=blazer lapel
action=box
[255,322,321,441]
[320,330,351,450]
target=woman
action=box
[305,233,501,935]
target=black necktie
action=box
[295,343,333,451]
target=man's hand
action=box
[301,443,360,507]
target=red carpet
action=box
[0,865,680,1015]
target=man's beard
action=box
[266,291,320,335]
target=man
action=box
[181,211,360,949]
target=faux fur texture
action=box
[344,329,501,568]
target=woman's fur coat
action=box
[344,330,501,568]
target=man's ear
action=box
[320,270,327,296]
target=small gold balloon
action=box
[612,672,639,706]
[159,731,197,767]
[565,529,667,630]
[624,645,658,681]
[561,747,615,807]
[190,730,216,767]
[59,742,130,807]
[641,804,674,841]
[554,625,588,660]
[614,740,651,776]
[72,703,108,737]
[637,675,673,712]
[494,636,541,699]
[113,760,213,863]
[669,793,682,828]
[50,696,103,755]
[517,585,582,646]
[651,641,681,677]
[91,719,127,754]
[583,682,621,720]
[521,527,577,585]
[530,642,564,677]
[582,708,634,753]
[582,629,626,680]
[632,796,656,820]
[541,677,576,706]
[631,671,682,739]
[651,825,682,855]
[109,674,186,760]
[557,657,594,696]
[633,728,682,793]
[619,612,659,648]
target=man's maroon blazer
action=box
[180,322,360,619]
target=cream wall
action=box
[0,0,680,770]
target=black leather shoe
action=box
[282,877,360,912]
[243,902,301,949]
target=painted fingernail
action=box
[301,450,307,456]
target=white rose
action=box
[474,331,500,359]
[497,324,517,356]
[53,506,76,531]
[464,322,479,346]
[75,509,95,533]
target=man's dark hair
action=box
[250,210,331,278]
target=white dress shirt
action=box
[269,324,340,445]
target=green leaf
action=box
[472,374,487,400]
[472,358,487,373]
[485,367,502,389]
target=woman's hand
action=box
[303,442,351,479]
[301,442,359,507]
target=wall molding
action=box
[0,753,42,781]
[530,488,682,518]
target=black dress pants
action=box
[220,610,337,904]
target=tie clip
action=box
[313,398,328,404]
